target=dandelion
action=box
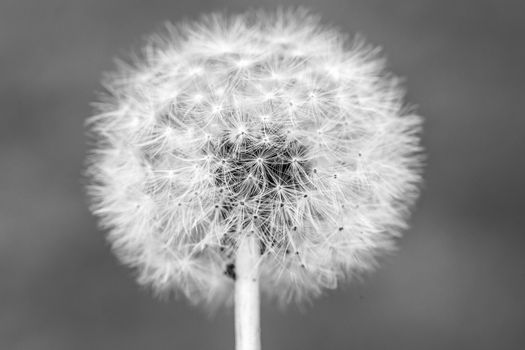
[86,8,423,350]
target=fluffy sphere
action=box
[86,9,423,306]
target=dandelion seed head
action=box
[86,8,423,306]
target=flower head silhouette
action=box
[86,9,423,308]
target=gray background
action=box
[2,0,524,349]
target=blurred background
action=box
[1,0,524,349]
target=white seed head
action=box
[86,9,423,306]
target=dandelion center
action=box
[206,130,312,252]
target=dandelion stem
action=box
[235,234,261,350]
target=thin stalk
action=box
[235,235,261,350]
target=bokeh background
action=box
[2,0,524,349]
